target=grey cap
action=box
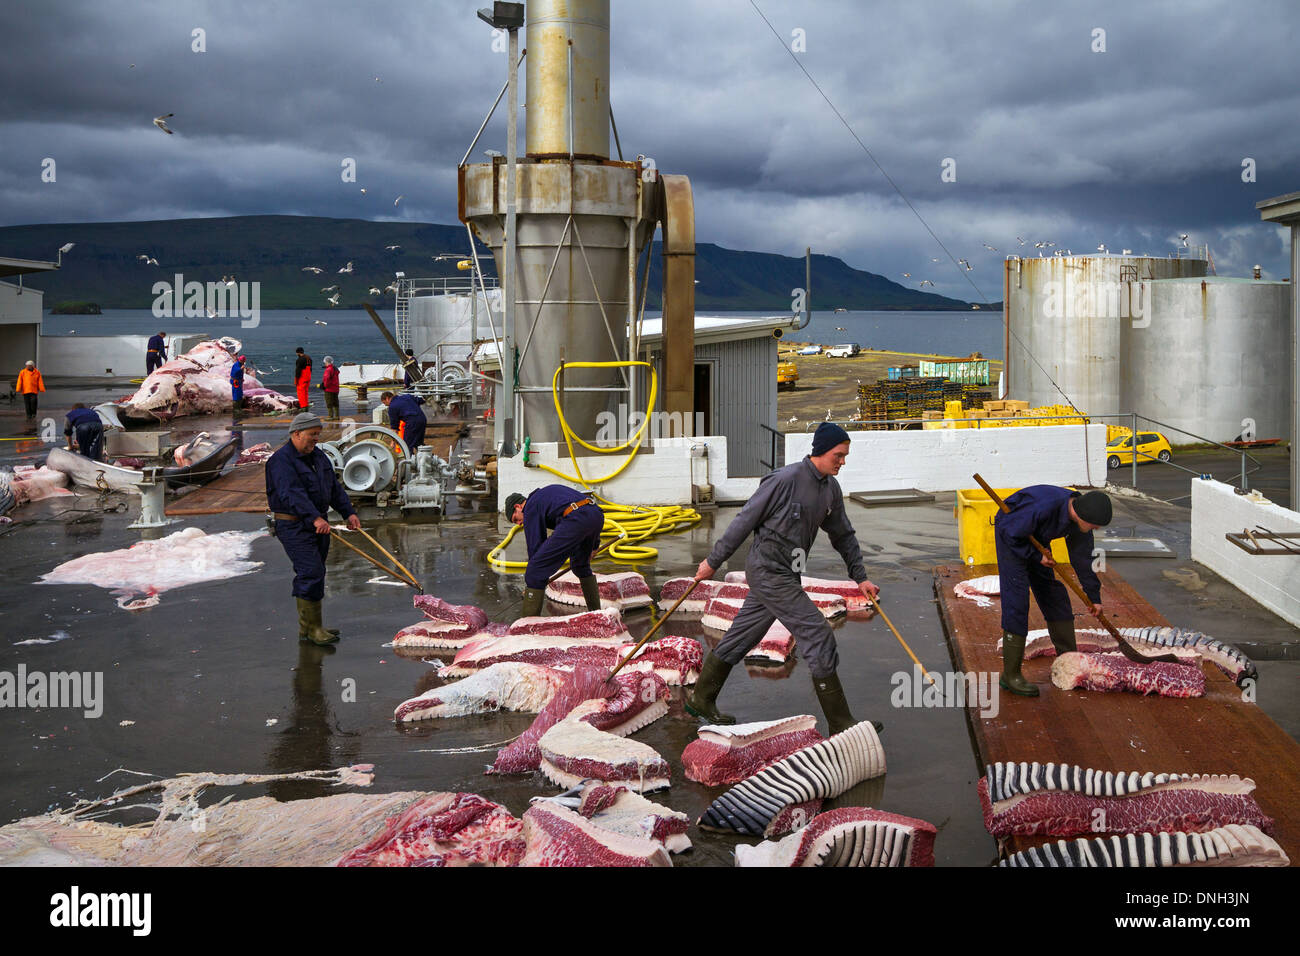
[289,412,323,432]
[323,355,334,365]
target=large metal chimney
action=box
[461,0,664,446]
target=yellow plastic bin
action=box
[955,487,1071,566]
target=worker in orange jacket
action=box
[294,347,312,410]
[17,360,45,427]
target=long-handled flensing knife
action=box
[606,579,699,682]
[971,473,1181,666]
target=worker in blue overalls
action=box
[381,390,426,450]
[994,485,1112,696]
[505,486,605,617]
[63,403,104,461]
[265,412,361,645]
[145,332,167,375]
[230,353,245,411]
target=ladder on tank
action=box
[394,277,411,351]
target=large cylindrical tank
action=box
[1004,255,1207,414]
[526,0,609,160]
[1120,277,1291,443]
[410,288,503,361]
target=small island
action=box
[49,302,102,315]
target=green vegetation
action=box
[48,301,102,314]
[3,215,987,311]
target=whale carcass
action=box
[1051,651,1206,698]
[979,763,1274,839]
[122,337,295,420]
[998,824,1289,868]
[546,571,652,612]
[735,807,937,867]
[682,715,824,787]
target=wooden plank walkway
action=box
[934,563,1300,862]
[166,462,267,515]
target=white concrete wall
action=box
[497,435,760,507]
[0,281,44,324]
[784,423,1109,492]
[1191,478,1300,628]
[39,333,207,378]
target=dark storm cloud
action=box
[2,0,1297,297]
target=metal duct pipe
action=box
[526,0,609,160]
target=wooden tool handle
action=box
[608,579,699,680]
[329,529,416,589]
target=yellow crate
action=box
[955,487,1071,566]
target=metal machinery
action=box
[459,0,697,453]
[398,276,502,415]
[317,425,492,512]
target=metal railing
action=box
[759,422,784,472]
[795,411,1263,492]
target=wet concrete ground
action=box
[2,384,1297,866]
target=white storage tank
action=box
[1003,255,1207,414]
[1120,277,1291,443]
[409,288,502,367]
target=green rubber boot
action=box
[579,574,603,612]
[297,597,339,646]
[520,587,545,619]
[685,653,736,725]
[296,597,338,639]
[999,632,1039,697]
[813,671,882,735]
[1046,619,1077,655]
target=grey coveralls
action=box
[708,456,869,679]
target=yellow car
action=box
[1107,431,1172,469]
[777,361,799,391]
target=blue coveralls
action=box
[230,360,244,403]
[521,485,604,589]
[265,442,357,600]
[994,485,1102,636]
[64,407,104,461]
[146,334,167,375]
[707,457,868,680]
[387,393,427,449]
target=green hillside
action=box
[1,215,987,311]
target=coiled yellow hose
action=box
[487,360,702,570]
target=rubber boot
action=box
[812,671,882,735]
[520,587,545,619]
[684,653,736,725]
[296,597,339,639]
[579,574,602,612]
[999,632,1039,697]
[297,597,339,645]
[1046,619,1077,655]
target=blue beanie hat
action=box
[811,422,851,456]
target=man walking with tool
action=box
[505,486,605,617]
[266,412,361,645]
[994,485,1111,696]
[686,422,882,735]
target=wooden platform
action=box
[934,563,1300,862]
[166,463,268,515]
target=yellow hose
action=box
[488,360,702,570]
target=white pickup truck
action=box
[827,343,860,358]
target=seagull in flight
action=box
[385,245,402,251]
[313,319,329,326]
[359,187,367,194]
[320,285,339,293]
[221,275,236,286]
[834,326,847,331]
[1016,236,1026,246]
[383,283,399,294]
[302,266,324,274]
[958,258,972,271]
[918,279,935,288]
[326,293,341,307]
[981,242,997,251]
[1097,243,1107,252]
[394,195,403,206]
[901,272,911,278]
[787,416,799,425]
[338,262,354,274]
[137,254,159,266]
[1179,233,1189,247]
[153,113,174,134]
[368,287,382,295]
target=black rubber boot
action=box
[685,653,736,725]
[297,597,339,645]
[579,574,602,611]
[1046,619,1077,655]
[520,587,545,619]
[813,671,881,735]
[999,632,1039,697]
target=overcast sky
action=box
[3,0,1297,300]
